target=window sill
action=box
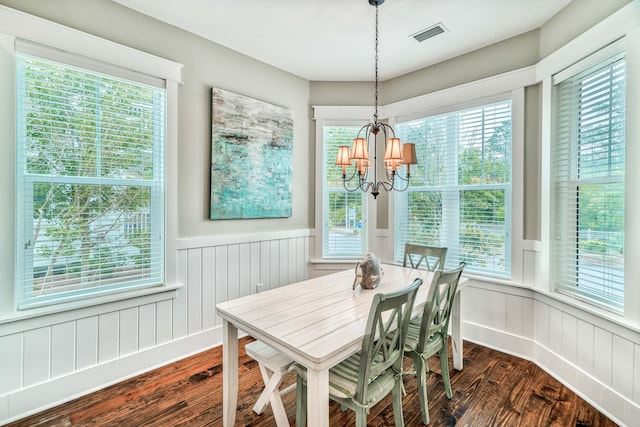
[0,283,182,332]
[464,276,639,335]
[533,287,638,335]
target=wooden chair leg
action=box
[253,363,281,414]
[440,338,453,399]
[253,363,290,427]
[245,340,295,427]
[355,407,367,427]
[414,355,430,425]
[392,380,405,427]
[269,388,290,427]
[295,375,306,427]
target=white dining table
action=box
[216,263,468,427]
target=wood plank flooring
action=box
[6,338,617,426]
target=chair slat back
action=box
[417,263,466,353]
[403,243,448,271]
[357,278,422,400]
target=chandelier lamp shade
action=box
[335,0,418,199]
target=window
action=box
[552,51,625,312]
[16,46,166,309]
[322,125,369,258]
[395,100,512,277]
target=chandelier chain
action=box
[374,3,379,122]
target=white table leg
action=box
[305,367,329,427]
[222,320,238,427]
[451,288,463,370]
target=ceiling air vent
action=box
[411,23,447,42]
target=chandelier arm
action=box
[356,123,374,138]
[373,174,412,194]
[345,163,371,190]
[342,175,367,193]
[384,168,395,182]
[377,180,394,192]
[378,122,396,137]
[344,165,360,182]
[390,177,411,192]
[360,180,376,195]
[396,173,410,183]
[385,168,409,182]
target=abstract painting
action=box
[210,87,293,219]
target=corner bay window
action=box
[395,100,512,277]
[16,44,166,309]
[552,51,625,312]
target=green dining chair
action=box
[403,243,448,272]
[403,262,466,425]
[292,278,423,427]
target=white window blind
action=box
[395,100,512,276]
[16,50,166,309]
[322,125,368,258]
[552,51,625,312]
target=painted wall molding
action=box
[176,228,313,250]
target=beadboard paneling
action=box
[76,317,98,371]
[576,319,595,374]
[51,322,74,379]
[119,307,138,357]
[0,334,22,395]
[23,328,49,387]
[593,327,614,387]
[156,299,173,345]
[98,312,119,364]
[634,349,640,405]
[138,303,157,350]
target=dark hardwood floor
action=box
[6,337,617,426]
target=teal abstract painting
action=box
[210,88,293,219]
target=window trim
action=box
[0,5,182,319]
[549,46,626,313]
[391,95,516,279]
[15,50,168,309]
[386,85,526,283]
[313,106,377,262]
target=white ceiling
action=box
[112,0,572,81]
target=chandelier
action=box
[335,0,417,199]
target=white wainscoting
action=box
[0,229,312,425]
[462,245,640,427]
[3,232,639,426]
